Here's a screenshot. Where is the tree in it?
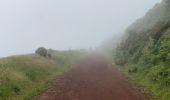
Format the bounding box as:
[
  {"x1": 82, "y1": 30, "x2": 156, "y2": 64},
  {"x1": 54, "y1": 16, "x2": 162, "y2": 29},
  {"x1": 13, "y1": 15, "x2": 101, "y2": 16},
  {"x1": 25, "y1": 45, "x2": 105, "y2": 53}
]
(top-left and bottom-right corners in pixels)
[{"x1": 35, "y1": 47, "x2": 48, "y2": 57}]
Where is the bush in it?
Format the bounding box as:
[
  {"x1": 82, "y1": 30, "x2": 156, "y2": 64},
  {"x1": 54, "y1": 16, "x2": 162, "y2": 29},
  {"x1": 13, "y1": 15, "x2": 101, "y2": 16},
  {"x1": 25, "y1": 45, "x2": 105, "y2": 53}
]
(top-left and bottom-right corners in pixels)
[
  {"x1": 35, "y1": 47, "x2": 48, "y2": 57},
  {"x1": 128, "y1": 66, "x2": 138, "y2": 73}
]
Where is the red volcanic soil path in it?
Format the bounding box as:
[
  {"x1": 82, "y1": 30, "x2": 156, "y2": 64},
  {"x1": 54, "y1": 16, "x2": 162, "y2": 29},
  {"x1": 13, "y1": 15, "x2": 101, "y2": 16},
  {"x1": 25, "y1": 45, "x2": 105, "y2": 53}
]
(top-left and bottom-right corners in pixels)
[{"x1": 38, "y1": 55, "x2": 145, "y2": 100}]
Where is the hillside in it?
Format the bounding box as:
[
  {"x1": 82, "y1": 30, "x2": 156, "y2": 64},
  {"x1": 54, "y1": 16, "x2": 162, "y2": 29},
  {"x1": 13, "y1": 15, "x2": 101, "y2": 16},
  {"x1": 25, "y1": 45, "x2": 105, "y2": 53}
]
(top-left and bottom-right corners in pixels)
[
  {"x1": 48, "y1": 49, "x2": 87, "y2": 65},
  {"x1": 0, "y1": 50, "x2": 85, "y2": 100},
  {"x1": 113, "y1": 0, "x2": 170, "y2": 100}
]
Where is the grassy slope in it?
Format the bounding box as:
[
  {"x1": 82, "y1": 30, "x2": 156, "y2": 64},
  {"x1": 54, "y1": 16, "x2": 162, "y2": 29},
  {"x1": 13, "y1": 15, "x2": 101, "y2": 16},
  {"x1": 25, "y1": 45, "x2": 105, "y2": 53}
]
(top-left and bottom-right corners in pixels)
[
  {"x1": 48, "y1": 49, "x2": 87, "y2": 65},
  {"x1": 113, "y1": 0, "x2": 170, "y2": 100},
  {"x1": 0, "y1": 50, "x2": 84, "y2": 100}
]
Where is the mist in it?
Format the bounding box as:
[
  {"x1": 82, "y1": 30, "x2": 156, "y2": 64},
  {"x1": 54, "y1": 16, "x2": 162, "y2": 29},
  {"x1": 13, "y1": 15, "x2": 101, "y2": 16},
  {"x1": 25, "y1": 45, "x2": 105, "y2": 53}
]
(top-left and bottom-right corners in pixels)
[{"x1": 0, "y1": 0, "x2": 160, "y2": 57}]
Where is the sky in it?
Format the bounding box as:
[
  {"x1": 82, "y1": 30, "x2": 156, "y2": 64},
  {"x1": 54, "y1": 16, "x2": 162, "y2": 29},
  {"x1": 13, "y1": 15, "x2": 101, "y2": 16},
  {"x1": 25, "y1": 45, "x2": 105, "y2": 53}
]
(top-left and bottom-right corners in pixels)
[{"x1": 0, "y1": 0, "x2": 161, "y2": 57}]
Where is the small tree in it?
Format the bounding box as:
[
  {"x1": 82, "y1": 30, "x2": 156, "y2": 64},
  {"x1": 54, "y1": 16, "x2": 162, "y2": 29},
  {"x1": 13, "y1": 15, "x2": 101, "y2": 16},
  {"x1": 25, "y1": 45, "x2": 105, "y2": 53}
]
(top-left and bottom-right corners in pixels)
[{"x1": 35, "y1": 47, "x2": 48, "y2": 57}]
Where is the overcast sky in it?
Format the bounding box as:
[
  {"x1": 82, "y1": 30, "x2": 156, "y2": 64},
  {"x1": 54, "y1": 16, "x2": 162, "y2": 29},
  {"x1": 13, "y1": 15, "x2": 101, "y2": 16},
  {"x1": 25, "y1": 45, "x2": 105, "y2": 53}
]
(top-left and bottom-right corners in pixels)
[{"x1": 0, "y1": 0, "x2": 160, "y2": 57}]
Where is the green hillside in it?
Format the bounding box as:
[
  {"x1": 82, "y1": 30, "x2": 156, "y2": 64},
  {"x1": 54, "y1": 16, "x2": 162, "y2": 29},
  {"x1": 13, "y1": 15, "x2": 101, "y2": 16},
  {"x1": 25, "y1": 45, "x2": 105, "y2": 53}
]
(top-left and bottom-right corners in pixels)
[
  {"x1": 0, "y1": 50, "x2": 84, "y2": 100},
  {"x1": 113, "y1": 0, "x2": 170, "y2": 100}
]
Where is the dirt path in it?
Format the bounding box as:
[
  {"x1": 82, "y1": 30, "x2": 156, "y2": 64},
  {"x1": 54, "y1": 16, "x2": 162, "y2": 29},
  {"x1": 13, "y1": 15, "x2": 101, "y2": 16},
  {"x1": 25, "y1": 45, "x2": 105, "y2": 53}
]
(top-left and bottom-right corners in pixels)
[{"x1": 38, "y1": 55, "x2": 145, "y2": 100}]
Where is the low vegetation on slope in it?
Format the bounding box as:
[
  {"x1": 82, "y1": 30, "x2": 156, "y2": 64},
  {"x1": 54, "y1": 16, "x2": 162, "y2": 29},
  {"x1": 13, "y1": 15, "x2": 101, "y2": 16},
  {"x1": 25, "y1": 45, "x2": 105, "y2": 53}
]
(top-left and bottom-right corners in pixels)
[
  {"x1": 113, "y1": 0, "x2": 170, "y2": 100},
  {"x1": 0, "y1": 49, "x2": 85, "y2": 100},
  {"x1": 48, "y1": 49, "x2": 87, "y2": 65}
]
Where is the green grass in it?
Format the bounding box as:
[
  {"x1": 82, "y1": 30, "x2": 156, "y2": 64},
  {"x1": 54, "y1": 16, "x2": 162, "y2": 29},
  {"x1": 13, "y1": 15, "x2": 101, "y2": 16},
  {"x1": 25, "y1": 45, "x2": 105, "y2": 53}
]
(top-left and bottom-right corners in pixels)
[
  {"x1": 0, "y1": 54, "x2": 72, "y2": 100},
  {"x1": 118, "y1": 64, "x2": 170, "y2": 100},
  {"x1": 48, "y1": 49, "x2": 87, "y2": 65}
]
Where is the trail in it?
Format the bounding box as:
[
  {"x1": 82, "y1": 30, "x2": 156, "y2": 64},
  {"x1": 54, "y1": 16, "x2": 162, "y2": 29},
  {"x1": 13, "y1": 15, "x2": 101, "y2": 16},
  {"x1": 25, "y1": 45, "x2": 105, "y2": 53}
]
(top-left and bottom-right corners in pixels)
[{"x1": 38, "y1": 55, "x2": 145, "y2": 100}]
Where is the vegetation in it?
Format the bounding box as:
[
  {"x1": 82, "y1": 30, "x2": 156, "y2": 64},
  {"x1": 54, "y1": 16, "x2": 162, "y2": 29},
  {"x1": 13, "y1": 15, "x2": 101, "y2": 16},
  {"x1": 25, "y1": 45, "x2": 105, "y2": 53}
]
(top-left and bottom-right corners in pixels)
[
  {"x1": 113, "y1": 0, "x2": 170, "y2": 100},
  {"x1": 48, "y1": 49, "x2": 87, "y2": 65},
  {"x1": 0, "y1": 49, "x2": 85, "y2": 100},
  {"x1": 35, "y1": 47, "x2": 48, "y2": 57}
]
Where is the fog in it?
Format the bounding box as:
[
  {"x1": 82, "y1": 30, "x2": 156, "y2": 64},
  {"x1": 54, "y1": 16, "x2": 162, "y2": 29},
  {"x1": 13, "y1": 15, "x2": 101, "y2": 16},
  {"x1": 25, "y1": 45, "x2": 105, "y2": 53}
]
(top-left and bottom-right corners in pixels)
[{"x1": 0, "y1": 0, "x2": 160, "y2": 57}]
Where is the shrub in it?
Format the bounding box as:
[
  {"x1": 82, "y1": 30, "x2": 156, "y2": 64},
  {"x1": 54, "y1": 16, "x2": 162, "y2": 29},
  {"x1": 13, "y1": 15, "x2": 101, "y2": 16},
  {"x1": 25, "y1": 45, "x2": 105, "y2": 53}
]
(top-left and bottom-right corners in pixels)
[
  {"x1": 128, "y1": 66, "x2": 138, "y2": 73},
  {"x1": 35, "y1": 47, "x2": 48, "y2": 57}
]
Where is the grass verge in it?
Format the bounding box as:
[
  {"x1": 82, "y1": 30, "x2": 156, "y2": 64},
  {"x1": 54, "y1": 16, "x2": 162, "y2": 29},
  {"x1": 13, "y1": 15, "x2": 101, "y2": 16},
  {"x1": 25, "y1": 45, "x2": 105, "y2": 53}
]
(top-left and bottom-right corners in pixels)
[
  {"x1": 0, "y1": 54, "x2": 71, "y2": 100},
  {"x1": 118, "y1": 64, "x2": 170, "y2": 100}
]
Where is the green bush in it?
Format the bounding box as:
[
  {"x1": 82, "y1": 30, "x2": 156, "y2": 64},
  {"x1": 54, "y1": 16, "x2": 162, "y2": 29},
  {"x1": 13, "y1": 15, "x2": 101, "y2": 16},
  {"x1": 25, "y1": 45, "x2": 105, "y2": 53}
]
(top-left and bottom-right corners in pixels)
[
  {"x1": 128, "y1": 67, "x2": 138, "y2": 74},
  {"x1": 35, "y1": 47, "x2": 48, "y2": 57}
]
